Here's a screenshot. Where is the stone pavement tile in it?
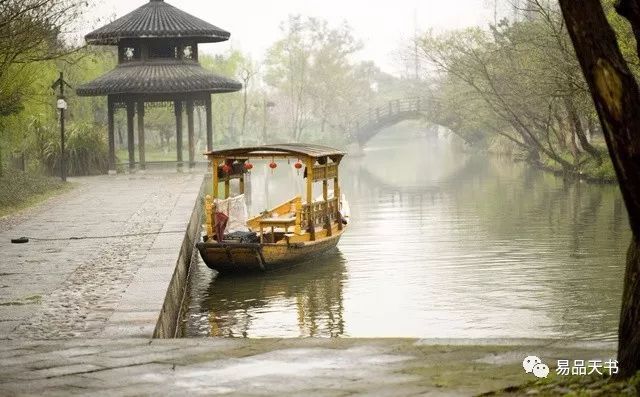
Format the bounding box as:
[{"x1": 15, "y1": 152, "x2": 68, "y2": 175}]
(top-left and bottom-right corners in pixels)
[
  {"x1": 133, "y1": 267, "x2": 177, "y2": 283},
  {"x1": 0, "y1": 338, "x2": 620, "y2": 396},
  {"x1": 98, "y1": 345, "x2": 184, "y2": 365},
  {"x1": 0, "y1": 286, "x2": 57, "y2": 302},
  {"x1": 106, "y1": 311, "x2": 159, "y2": 325},
  {"x1": 0, "y1": 321, "x2": 20, "y2": 336},
  {"x1": 0, "y1": 172, "x2": 204, "y2": 340},
  {"x1": 0, "y1": 348, "x2": 37, "y2": 359},
  {"x1": 79, "y1": 362, "x2": 171, "y2": 382},
  {"x1": 0, "y1": 306, "x2": 39, "y2": 321},
  {"x1": 118, "y1": 282, "x2": 169, "y2": 300},
  {"x1": 0, "y1": 351, "x2": 68, "y2": 367},
  {"x1": 99, "y1": 324, "x2": 156, "y2": 339},
  {"x1": 0, "y1": 375, "x2": 90, "y2": 396},
  {"x1": 11, "y1": 364, "x2": 103, "y2": 380},
  {"x1": 57, "y1": 346, "x2": 103, "y2": 359}
]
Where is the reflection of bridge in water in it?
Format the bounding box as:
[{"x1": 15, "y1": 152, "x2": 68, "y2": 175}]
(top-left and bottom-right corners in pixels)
[{"x1": 349, "y1": 154, "x2": 489, "y2": 197}]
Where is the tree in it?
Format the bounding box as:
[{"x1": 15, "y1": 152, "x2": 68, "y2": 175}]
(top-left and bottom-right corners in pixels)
[
  {"x1": 0, "y1": 0, "x2": 88, "y2": 116},
  {"x1": 559, "y1": 0, "x2": 640, "y2": 377},
  {"x1": 238, "y1": 60, "x2": 259, "y2": 145},
  {"x1": 265, "y1": 15, "x2": 313, "y2": 141},
  {"x1": 200, "y1": 51, "x2": 246, "y2": 145},
  {"x1": 265, "y1": 15, "x2": 372, "y2": 143},
  {"x1": 414, "y1": 3, "x2": 611, "y2": 178}
]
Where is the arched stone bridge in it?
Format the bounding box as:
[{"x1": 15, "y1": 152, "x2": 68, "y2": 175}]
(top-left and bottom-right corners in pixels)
[{"x1": 346, "y1": 96, "x2": 432, "y2": 146}]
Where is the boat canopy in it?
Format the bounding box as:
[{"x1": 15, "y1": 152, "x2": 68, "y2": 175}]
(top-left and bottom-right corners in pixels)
[
  {"x1": 205, "y1": 143, "x2": 345, "y2": 161},
  {"x1": 205, "y1": 143, "x2": 346, "y2": 243}
]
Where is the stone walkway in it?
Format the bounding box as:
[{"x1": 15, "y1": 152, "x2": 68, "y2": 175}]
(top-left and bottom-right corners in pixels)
[
  {"x1": 0, "y1": 338, "x2": 616, "y2": 396},
  {"x1": 0, "y1": 171, "x2": 203, "y2": 339}
]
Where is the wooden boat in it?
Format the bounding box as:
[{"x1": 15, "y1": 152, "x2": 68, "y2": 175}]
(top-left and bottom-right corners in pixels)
[{"x1": 196, "y1": 144, "x2": 349, "y2": 273}]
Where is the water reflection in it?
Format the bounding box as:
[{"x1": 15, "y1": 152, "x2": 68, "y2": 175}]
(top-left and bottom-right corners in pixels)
[
  {"x1": 184, "y1": 128, "x2": 629, "y2": 340},
  {"x1": 183, "y1": 252, "x2": 346, "y2": 337}
]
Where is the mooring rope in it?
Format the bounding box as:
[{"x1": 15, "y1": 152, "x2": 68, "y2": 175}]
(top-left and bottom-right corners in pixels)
[{"x1": 10, "y1": 230, "x2": 187, "y2": 243}]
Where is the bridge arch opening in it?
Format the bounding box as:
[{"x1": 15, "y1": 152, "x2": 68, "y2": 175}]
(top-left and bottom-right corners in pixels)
[{"x1": 346, "y1": 97, "x2": 471, "y2": 155}]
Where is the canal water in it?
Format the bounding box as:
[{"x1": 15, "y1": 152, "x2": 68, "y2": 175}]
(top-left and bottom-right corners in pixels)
[{"x1": 181, "y1": 127, "x2": 630, "y2": 341}]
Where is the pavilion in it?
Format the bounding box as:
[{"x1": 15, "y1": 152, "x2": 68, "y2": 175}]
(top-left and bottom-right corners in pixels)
[{"x1": 77, "y1": 0, "x2": 242, "y2": 173}]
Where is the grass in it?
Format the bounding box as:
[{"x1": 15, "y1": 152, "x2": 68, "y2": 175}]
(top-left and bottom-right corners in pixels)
[
  {"x1": 580, "y1": 156, "x2": 617, "y2": 182},
  {"x1": 538, "y1": 150, "x2": 617, "y2": 183},
  {"x1": 116, "y1": 148, "x2": 190, "y2": 163},
  {"x1": 482, "y1": 373, "x2": 640, "y2": 396},
  {"x1": 0, "y1": 170, "x2": 72, "y2": 217}
]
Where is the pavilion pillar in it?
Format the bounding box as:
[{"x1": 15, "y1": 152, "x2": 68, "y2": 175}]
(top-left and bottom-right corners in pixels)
[
  {"x1": 107, "y1": 96, "x2": 116, "y2": 175},
  {"x1": 175, "y1": 100, "x2": 184, "y2": 170},
  {"x1": 205, "y1": 95, "x2": 213, "y2": 151},
  {"x1": 187, "y1": 99, "x2": 195, "y2": 168},
  {"x1": 126, "y1": 101, "x2": 135, "y2": 172},
  {"x1": 137, "y1": 101, "x2": 146, "y2": 170}
]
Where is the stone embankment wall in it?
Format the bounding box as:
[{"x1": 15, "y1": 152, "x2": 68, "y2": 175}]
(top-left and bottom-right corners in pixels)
[{"x1": 154, "y1": 176, "x2": 205, "y2": 338}]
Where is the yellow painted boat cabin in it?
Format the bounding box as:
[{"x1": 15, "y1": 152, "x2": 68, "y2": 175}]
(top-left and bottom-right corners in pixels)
[{"x1": 196, "y1": 143, "x2": 349, "y2": 273}]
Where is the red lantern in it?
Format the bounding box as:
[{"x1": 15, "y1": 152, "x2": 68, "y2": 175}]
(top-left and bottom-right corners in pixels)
[
  {"x1": 222, "y1": 164, "x2": 232, "y2": 174},
  {"x1": 269, "y1": 161, "x2": 278, "y2": 169},
  {"x1": 243, "y1": 162, "x2": 253, "y2": 170},
  {"x1": 294, "y1": 161, "x2": 303, "y2": 169}
]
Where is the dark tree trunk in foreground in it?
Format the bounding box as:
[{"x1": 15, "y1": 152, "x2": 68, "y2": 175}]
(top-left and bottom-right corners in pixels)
[{"x1": 559, "y1": 0, "x2": 640, "y2": 378}]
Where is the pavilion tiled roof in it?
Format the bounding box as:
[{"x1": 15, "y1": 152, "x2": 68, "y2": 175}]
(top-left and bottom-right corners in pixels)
[
  {"x1": 76, "y1": 61, "x2": 242, "y2": 96},
  {"x1": 85, "y1": 0, "x2": 231, "y2": 45}
]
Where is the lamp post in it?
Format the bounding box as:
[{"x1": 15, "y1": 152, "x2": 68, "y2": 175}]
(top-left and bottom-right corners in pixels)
[{"x1": 52, "y1": 72, "x2": 71, "y2": 182}]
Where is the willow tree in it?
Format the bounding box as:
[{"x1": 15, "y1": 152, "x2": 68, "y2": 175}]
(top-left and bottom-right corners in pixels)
[{"x1": 559, "y1": 0, "x2": 640, "y2": 378}]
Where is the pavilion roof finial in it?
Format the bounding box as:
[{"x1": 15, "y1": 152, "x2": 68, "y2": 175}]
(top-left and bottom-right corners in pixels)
[{"x1": 85, "y1": 0, "x2": 229, "y2": 45}]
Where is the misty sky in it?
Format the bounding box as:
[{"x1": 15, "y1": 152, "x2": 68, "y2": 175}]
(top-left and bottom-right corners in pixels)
[{"x1": 87, "y1": 0, "x2": 493, "y2": 75}]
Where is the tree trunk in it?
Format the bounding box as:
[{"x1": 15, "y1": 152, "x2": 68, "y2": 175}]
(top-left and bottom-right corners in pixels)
[
  {"x1": 553, "y1": 112, "x2": 568, "y2": 151},
  {"x1": 559, "y1": 0, "x2": 640, "y2": 378},
  {"x1": 568, "y1": 123, "x2": 580, "y2": 164},
  {"x1": 564, "y1": 97, "x2": 602, "y2": 165}
]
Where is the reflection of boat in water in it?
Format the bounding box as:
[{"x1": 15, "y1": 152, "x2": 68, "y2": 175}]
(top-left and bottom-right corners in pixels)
[
  {"x1": 196, "y1": 144, "x2": 349, "y2": 274},
  {"x1": 198, "y1": 254, "x2": 346, "y2": 337}
]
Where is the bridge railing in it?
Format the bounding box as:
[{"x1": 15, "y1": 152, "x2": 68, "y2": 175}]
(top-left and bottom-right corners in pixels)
[{"x1": 346, "y1": 96, "x2": 428, "y2": 133}]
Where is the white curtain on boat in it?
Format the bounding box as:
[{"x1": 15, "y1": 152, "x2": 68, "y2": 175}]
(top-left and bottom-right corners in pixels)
[{"x1": 215, "y1": 194, "x2": 249, "y2": 233}]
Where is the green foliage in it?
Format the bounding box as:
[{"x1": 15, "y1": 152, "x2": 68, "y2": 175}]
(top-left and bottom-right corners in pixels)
[
  {"x1": 0, "y1": 46, "x2": 116, "y2": 176},
  {"x1": 0, "y1": 0, "x2": 90, "y2": 118},
  {"x1": 486, "y1": 373, "x2": 639, "y2": 396},
  {"x1": 582, "y1": 156, "x2": 617, "y2": 181},
  {"x1": 415, "y1": 1, "x2": 610, "y2": 180},
  {"x1": 200, "y1": 51, "x2": 247, "y2": 145},
  {"x1": 264, "y1": 15, "x2": 378, "y2": 143},
  {"x1": 39, "y1": 122, "x2": 109, "y2": 176}
]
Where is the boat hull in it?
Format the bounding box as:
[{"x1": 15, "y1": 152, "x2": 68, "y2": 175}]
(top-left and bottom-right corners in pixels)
[{"x1": 196, "y1": 230, "x2": 344, "y2": 273}]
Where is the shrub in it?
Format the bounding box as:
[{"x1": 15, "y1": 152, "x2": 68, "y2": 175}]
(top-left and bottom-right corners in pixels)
[
  {"x1": 0, "y1": 170, "x2": 66, "y2": 211},
  {"x1": 40, "y1": 122, "x2": 109, "y2": 176}
]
